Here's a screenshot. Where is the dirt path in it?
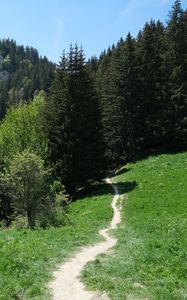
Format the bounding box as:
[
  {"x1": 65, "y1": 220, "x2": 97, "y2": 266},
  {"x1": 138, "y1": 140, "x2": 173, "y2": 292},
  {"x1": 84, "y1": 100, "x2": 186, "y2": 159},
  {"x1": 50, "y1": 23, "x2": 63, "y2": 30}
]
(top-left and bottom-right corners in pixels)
[{"x1": 48, "y1": 178, "x2": 121, "y2": 300}]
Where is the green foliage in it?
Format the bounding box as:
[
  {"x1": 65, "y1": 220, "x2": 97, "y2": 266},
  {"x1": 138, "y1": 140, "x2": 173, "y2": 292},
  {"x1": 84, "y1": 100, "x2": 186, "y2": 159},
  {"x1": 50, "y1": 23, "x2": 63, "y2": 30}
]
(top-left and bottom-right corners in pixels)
[
  {"x1": 96, "y1": 44, "x2": 126, "y2": 168},
  {"x1": 6, "y1": 150, "x2": 51, "y2": 228},
  {"x1": 36, "y1": 180, "x2": 70, "y2": 229},
  {"x1": 1, "y1": 1, "x2": 187, "y2": 187},
  {"x1": 0, "y1": 92, "x2": 48, "y2": 165},
  {"x1": 94, "y1": 0, "x2": 187, "y2": 164},
  {"x1": 5, "y1": 150, "x2": 69, "y2": 229},
  {"x1": 10, "y1": 215, "x2": 28, "y2": 230},
  {"x1": 166, "y1": 1, "x2": 187, "y2": 144},
  {"x1": 43, "y1": 45, "x2": 105, "y2": 194},
  {"x1": 82, "y1": 151, "x2": 187, "y2": 300},
  {"x1": 0, "y1": 93, "x2": 51, "y2": 226}
]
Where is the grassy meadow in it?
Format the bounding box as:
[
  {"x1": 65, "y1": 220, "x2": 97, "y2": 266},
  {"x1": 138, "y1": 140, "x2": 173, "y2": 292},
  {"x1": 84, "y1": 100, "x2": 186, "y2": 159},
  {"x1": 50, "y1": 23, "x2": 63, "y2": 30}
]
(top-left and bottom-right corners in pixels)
[
  {"x1": 0, "y1": 151, "x2": 187, "y2": 300},
  {"x1": 0, "y1": 185, "x2": 113, "y2": 300},
  {"x1": 82, "y1": 152, "x2": 187, "y2": 300}
]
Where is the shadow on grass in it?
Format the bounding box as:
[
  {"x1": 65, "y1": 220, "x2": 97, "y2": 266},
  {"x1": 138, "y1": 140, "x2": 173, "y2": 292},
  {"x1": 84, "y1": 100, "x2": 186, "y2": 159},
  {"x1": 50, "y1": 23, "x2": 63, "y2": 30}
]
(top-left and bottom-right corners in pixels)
[
  {"x1": 116, "y1": 181, "x2": 138, "y2": 194},
  {"x1": 75, "y1": 179, "x2": 137, "y2": 201},
  {"x1": 114, "y1": 167, "x2": 131, "y2": 177}
]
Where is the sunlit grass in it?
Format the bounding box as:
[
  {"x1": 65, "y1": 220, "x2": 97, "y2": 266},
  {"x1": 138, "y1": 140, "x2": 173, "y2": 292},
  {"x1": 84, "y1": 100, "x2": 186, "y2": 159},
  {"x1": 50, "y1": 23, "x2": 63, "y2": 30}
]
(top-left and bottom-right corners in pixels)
[
  {"x1": 0, "y1": 185, "x2": 113, "y2": 300},
  {"x1": 82, "y1": 152, "x2": 187, "y2": 300}
]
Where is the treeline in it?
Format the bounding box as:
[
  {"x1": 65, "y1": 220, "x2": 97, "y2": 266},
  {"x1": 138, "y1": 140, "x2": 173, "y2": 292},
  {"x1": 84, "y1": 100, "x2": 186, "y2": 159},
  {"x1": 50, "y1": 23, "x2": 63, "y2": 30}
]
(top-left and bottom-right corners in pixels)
[
  {"x1": 0, "y1": 39, "x2": 55, "y2": 119},
  {"x1": 0, "y1": 0, "x2": 187, "y2": 228},
  {"x1": 44, "y1": 0, "x2": 187, "y2": 192},
  {"x1": 0, "y1": 93, "x2": 69, "y2": 228},
  {"x1": 93, "y1": 0, "x2": 187, "y2": 166}
]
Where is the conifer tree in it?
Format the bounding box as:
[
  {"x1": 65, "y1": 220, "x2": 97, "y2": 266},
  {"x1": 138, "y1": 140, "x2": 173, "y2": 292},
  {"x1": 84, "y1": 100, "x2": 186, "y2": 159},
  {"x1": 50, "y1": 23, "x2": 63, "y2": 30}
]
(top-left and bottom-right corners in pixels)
[
  {"x1": 43, "y1": 45, "x2": 104, "y2": 194},
  {"x1": 166, "y1": 0, "x2": 187, "y2": 146},
  {"x1": 120, "y1": 33, "x2": 140, "y2": 160},
  {"x1": 137, "y1": 20, "x2": 167, "y2": 151},
  {"x1": 96, "y1": 46, "x2": 126, "y2": 168}
]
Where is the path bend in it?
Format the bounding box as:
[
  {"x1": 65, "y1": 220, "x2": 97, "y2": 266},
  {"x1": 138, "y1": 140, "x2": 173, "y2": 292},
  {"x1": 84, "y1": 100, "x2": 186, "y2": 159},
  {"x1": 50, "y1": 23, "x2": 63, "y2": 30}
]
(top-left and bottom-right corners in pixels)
[{"x1": 48, "y1": 178, "x2": 121, "y2": 300}]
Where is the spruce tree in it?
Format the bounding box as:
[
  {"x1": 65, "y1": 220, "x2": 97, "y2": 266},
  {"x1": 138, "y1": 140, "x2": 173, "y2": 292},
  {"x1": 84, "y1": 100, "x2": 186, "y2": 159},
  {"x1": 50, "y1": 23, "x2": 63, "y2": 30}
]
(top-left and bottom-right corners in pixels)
[
  {"x1": 137, "y1": 20, "x2": 167, "y2": 151},
  {"x1": 120, "y1": 33, "x2": 140, "y2": 160},
  {"x1": 96, "y1": 42, "x2": 130, "y2": 168},
  {"x1": 43, "y1": 45, "x2": 104, "y2": 194},
  {"x1": 166, "y1": 0, "x2": 187, "y2": 147}
]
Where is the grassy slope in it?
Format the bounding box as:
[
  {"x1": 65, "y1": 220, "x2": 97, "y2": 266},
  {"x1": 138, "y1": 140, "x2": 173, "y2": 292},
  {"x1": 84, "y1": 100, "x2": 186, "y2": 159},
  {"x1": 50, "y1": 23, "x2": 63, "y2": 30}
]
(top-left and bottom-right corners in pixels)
[
  {"x1": 82, "y1": 152, "x2": 187, "y2": 300},
  {"x1": 0, "y1": 185, "x2": 113, "y2": 300}
]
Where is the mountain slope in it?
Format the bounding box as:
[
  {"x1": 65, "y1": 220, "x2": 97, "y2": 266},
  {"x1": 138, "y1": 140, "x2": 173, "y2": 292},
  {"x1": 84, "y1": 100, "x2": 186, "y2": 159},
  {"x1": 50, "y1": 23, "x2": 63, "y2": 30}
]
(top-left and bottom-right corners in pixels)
[{"x1": 0, "y1": 39, "x2": 55, "y2": 119}]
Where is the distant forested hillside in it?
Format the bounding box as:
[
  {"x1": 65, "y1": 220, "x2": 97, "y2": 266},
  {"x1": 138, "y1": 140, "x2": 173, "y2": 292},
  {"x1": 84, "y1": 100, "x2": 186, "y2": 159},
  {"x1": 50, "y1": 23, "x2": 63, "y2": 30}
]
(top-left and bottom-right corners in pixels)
[{"x1": 0, "y1": 39, "x2": 55, "y2": 119}]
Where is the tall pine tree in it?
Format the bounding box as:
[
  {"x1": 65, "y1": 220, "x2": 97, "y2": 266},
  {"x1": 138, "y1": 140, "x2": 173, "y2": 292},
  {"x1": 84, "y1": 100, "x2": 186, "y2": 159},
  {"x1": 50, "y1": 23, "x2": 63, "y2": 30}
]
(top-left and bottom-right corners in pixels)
[
  {"x1": 166, "y1": 0, "x2": 187, "y2": 147},
  {"x1": 43, "y1": 45, "x2": 104, "y2": 194},
  {"x1": 96, "y1": 45, "x2": 126, "y2": 168}
]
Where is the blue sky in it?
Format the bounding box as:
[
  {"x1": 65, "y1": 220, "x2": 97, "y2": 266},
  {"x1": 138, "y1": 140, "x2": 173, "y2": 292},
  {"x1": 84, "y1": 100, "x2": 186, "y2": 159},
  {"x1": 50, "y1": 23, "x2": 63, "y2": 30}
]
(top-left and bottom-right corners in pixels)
[{"x1": 0, "y1": 0, "x2": 186, "y2": 62}]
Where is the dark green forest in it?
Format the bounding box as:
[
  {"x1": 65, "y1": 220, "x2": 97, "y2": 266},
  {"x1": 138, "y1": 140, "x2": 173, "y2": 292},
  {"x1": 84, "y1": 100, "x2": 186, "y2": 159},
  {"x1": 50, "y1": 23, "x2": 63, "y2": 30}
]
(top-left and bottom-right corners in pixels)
[
  {"x1": 0, "y1": 0, "x2": 187, "y2": 227},
  {"x1": 0, "y1": 39, "x2": 55, "y2": 119}
]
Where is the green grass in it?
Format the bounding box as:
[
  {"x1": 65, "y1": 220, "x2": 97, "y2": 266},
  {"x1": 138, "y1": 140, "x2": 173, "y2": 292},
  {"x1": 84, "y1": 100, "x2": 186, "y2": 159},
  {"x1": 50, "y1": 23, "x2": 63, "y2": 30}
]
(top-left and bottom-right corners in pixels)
[
  {"x1": 82, "y1": 152, "x2": 187, "y2": 300},
  {"x1": 0, "y1": 185, "x2": 113, "y2": 300},
  {"x1": 1, "y1": 152, "x2": 187, "y2": 300}
]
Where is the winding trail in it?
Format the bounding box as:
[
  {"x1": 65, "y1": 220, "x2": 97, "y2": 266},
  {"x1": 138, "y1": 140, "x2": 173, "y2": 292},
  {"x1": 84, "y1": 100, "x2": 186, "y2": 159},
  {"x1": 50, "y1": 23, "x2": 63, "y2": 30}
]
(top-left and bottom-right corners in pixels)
[{"x1": 48, "y1": 178, "x2": 121, "y2": 300}]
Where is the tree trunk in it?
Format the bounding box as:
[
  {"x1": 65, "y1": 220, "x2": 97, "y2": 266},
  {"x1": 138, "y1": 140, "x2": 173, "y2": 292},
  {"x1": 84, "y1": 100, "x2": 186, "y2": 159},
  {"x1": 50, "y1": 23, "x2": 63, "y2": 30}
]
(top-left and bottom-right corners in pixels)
[{"x1": 27, "y1": 209, "x2": 35, "y2": 229}]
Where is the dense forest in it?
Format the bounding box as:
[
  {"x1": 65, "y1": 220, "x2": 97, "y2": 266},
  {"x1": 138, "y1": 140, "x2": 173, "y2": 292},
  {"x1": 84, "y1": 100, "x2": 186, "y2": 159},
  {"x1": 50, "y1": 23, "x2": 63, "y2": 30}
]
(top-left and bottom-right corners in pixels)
[
  {"x1": 0, "y1": 0, "x2": 186, "y2": 228},
  {"x1": 0, "y1": 39, "x2": 55, "y2": 119}
]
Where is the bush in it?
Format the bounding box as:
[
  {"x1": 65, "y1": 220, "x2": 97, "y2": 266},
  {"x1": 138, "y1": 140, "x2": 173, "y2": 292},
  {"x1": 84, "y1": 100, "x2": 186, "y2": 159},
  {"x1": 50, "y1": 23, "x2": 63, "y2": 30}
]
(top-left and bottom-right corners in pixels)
[
  {"x1": 7, "y1": 150, "x2": 50, "y2": 228},
  {"x1": 36, "y1": 182, "x2": 70, "y2": 228},
  {"x1": 4, "y1": 152, "x2": 70, "y2": 229},
  {"x1": 10, "y1": 215, "x2": 28, "y2": 229}
]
